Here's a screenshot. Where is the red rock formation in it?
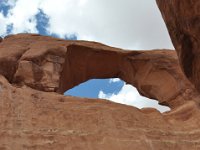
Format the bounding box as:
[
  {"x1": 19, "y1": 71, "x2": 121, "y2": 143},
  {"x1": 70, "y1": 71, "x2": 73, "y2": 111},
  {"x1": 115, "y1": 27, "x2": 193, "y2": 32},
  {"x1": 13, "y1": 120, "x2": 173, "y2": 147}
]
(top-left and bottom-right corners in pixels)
[
  {"x1": 156, "y1": 0, "x2": 200, "y2": 92},
  {"x1": 0, "y1": 34, "x2": 198, "y2": 108},
  {"x1": 1, "y1": 34, "x2": 200, "y2": 149}
]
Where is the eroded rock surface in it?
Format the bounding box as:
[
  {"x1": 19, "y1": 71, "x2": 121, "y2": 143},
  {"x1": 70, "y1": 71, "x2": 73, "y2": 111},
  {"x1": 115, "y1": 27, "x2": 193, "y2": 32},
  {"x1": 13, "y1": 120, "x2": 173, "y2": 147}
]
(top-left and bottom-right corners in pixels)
[
  {"x1": 156, "y1": 0, "x2": 200, "y2": 92},
  {"x1": 0, "y1": 34, "x2": 199, "y2": 108},
  {"x1": 1, "y1": 34, "x2": 200, "y2": 149}
]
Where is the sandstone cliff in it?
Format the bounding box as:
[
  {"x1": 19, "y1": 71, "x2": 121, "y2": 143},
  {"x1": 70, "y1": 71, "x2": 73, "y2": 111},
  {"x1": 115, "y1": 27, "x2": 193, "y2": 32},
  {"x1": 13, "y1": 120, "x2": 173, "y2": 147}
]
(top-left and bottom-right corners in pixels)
[
  {"x1": 156, "y1": 0, "x2": 200, "y2": 92},
  {"x1": 1, "y1": 34, "x2": 200, "y2": 150}
]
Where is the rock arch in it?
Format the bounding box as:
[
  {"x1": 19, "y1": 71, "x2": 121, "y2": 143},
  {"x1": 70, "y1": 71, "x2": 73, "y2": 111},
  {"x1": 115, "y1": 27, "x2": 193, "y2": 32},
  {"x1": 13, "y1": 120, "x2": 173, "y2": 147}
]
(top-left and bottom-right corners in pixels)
[{"x1": 1, "y1": 34, "x2": 197, "y2": 110}]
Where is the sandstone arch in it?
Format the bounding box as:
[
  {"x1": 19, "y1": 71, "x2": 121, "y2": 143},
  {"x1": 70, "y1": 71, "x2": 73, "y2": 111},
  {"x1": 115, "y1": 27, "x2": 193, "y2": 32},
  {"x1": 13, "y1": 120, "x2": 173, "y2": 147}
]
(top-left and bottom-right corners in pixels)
[
  {"x1": 0, "y1": 34, "x2": 198, "y2": 110},
  {"x1": 1, "y1": 34, "x2": 200, "y2": 149}
]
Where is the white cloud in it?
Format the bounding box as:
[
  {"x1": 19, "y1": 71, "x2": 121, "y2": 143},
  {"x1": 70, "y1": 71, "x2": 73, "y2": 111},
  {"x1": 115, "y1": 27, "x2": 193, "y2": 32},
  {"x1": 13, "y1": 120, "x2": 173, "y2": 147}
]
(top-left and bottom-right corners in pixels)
[
  {"x1": 0, "y1": 13, "x2": 7, "y2": 35},
  {"x1": 41, "y1": 0, "x2": 172, "y2": 49},
  {"x1": 1, "y1": 0, "x2": 174, "y2": 50},
  {"x1": 39, "y1": 0, "x2": 174, "y2": 49},
  {"x1": 0, "y1": 0, "x2": 40, "y2": 35},
  {"x1": 109, "y1": 78, "x2": 121, "y2": 83},
  {"x1": 98, "y1": 84, "x2": 170, "y2": 113},
  {"x1": 5, "y1": 0, "x2": 41, "y2": 33}
]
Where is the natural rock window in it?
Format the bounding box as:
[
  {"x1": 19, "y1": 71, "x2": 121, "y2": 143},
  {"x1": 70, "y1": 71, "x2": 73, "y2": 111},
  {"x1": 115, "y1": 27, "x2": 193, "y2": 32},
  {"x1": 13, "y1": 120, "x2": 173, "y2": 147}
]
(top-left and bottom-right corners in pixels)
[{"x1": 64, "y1": 78, "x2": 170, "y2": 113}]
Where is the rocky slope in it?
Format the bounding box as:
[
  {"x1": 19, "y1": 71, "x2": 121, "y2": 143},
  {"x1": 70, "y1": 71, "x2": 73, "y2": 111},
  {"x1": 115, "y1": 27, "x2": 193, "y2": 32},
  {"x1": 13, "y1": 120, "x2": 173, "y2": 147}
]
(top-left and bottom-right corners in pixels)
[
  {"x1": 1, "y1": 34, "x2": 200, "y2": 150},
  {"x1": 156, "y1": 0, "x2": 200, "y2": 92}
]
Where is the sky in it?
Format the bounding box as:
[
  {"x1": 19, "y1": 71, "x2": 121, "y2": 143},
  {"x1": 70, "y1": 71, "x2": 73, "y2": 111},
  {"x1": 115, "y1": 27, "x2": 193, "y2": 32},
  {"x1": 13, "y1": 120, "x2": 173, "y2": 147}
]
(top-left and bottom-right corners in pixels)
[{"x1": 0, "y1": 0, "x2": 173, "y2": 112}]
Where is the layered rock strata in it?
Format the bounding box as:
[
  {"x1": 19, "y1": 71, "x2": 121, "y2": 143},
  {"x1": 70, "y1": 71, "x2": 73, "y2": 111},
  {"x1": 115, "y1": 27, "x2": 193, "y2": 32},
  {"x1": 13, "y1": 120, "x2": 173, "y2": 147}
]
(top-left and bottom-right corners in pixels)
[{"x1": 1, "y1": 34, "x2": 200, "y2": 149}]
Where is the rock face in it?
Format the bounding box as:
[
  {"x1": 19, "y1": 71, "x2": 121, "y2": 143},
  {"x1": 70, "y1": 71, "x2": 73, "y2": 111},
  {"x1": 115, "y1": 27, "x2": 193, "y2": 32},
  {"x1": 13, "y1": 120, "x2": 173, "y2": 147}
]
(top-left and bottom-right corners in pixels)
[
  {"x1": 156, "y1": 0, "x2": 200, "y2": 92},
  {"x1": 1, "y1": 34, "x2": 199, "y2": 108},
  {"x1": 1, "y1": 34, "x2": 200, "y2": 149}
]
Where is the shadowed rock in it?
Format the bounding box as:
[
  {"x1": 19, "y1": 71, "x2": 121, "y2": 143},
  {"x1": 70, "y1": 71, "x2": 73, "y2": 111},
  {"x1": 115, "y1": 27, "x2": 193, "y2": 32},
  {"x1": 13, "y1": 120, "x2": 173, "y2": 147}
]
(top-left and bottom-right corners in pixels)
[{"x1": 156, "y1": 0, "x2": 200, "y2": 92}]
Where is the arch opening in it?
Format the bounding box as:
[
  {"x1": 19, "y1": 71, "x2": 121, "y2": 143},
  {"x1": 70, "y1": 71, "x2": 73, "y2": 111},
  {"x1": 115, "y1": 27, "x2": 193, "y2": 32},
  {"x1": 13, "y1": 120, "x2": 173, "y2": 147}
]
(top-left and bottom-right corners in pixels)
[{"x1": 64, "y1": 78, "x2": 171, "y2": 113}]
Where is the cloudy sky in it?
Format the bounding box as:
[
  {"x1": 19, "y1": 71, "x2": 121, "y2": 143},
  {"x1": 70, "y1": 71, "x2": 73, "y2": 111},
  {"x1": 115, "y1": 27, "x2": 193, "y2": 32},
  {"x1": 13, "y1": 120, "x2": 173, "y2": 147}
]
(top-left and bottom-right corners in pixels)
[{"x1": 0, "y1": 0, "x2": 173, "y2": 112}]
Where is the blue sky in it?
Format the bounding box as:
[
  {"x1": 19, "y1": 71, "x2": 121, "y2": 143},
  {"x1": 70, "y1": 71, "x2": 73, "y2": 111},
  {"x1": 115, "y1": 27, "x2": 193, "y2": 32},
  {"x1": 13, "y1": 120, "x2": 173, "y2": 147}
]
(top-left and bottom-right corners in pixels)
[
  {"x1": 0, "y1": 0, "x2": 172, "y2": 112},
  {"x1": 65, "y1": 79, "x2": 124, "y2": 98}
]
